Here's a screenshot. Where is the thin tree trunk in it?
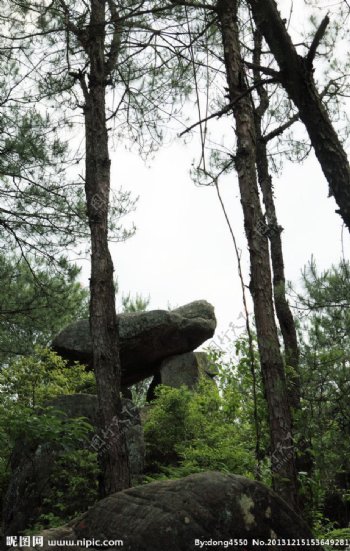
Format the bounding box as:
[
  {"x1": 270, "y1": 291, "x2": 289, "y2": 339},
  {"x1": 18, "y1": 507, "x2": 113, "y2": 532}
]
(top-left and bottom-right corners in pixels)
[
  {"x1": 246, "y1": 0, "x2": 350, "y2": 231},
  {"x1": 255, "y1": 138, "x2": 301, "y2": 410},
  {"x1": 252, "y1": 31, "x2": 301, "y2": 410},
  {"x1": 217, "y1": 0, "x2": 299, "y2": 508},
  {"x1": 83, "y1": 0, "x2": 130, "y2": 495}
]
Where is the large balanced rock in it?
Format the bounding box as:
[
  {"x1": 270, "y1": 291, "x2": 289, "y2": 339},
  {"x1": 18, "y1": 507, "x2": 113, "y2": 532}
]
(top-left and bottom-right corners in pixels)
[
  {"x1": 146, "y1": 351, "x2": 218, "y2": 400},
  {"x1": 52, "y1": 300, "x2": 216, "y2": 386},
  {"x1": 22, "y1": 472, "x2": 320, "y2": 551},
  {"x1": 3, "y1": 394, "x2": 144, "y2": 536}
]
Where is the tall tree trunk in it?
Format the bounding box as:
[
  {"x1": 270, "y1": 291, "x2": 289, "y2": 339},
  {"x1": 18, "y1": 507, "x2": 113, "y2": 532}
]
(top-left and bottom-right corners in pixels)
[
  {"x1": 254, "y1": 133, "x2": 301, "y2": 409},
  {"x1": 83, "y1": 0, "x2": 130, "y2": 495},
  {"x1": 246, "y1": 0, "x2": 350, "y2": 231},
  {"x1": 217, "y1": 0, "x2": 299, "y2": 508},
  {"x1": 252, "y1": 31, "x2": 301, "y2": 411},
  {"x1": 253, "y1": 71, "x2": 317, "y2": 510}
]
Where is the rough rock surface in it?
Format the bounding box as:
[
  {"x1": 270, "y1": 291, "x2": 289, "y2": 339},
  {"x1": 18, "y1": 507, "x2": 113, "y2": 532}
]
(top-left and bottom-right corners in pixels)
[
  {"x1": 3, "y1": 394, "x2": 144, "y2": 536},
  {"x1": 22, "y1": 472, "x2": 320, "y2": 551},
  {"x1": 146, "y1": 351, "x2": 218, "y2": 400},
  {"x1": 51, "y1": 301, "x2": 216, "y2": 386}
]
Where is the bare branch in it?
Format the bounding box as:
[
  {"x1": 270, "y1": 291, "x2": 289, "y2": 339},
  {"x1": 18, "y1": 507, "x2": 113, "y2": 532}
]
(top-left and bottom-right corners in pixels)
[
  {"x1": 180, "y1": 78, "x2": 277, "y2": 136},
  {"x1": 105, "y1": 0, "x2": 122, "y2": 76},
  {"x1": 262, "y1": 76, "x2": 337, "y2": 143},
  {"x1": 263, "y1": 112, "x2": 299, "y2": 143},
  {"x1": 180, "y1": 102, "x2": 234, "y2": 136},
  {"x1": 0, "y1": 28, "x2": 65, "y2": 40},
  {"x1": 169, "y1": 0, "x2": 217, "y2": 11},
  {"x1": 306, "y1": 14, "x2": 330, "y2": 66},
  {"x1": 244, "y1": 60, "x2": 280, "y2": 79},
  {"x1": 58, "y1": 0, "x2": 88, "y2": 48}
]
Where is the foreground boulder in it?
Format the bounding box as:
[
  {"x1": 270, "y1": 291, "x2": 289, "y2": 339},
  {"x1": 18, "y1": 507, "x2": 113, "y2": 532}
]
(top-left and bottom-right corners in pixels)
[
  {"x1": 52, "y1": 300, "x2": 216, "y2": 386},
  {"x1": 3, "y1": 394, "x2": 144, "y2": 536},
  {"x1": 21, "y1": 472, "x2": 320, "y2": 551}
]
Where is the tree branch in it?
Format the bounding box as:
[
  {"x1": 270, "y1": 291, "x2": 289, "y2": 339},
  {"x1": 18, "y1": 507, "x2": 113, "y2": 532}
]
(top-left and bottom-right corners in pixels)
[
  {"x1": 306, "y1": 14, "x2": 330, "y2": 66},
  {"x1": 263, "y1": 112, "x2": 299, "y2": 142},
  {"x1": 246, "y1": 0, "x2": 350, "y2": 231},
  {"x1": 169, "y1": 0, "x2": 217, "y2": 12},
  {"x1": 244, "y1": 60, "x2": 280, "y2": 79},
  {"x1": 58, "y1": 0, "x2": 88, "y2": 48},
  {"x1": 105, "y1": 0, "x2": 122, "y2": 76},
  {"x1": 180, "y1": 77, "x2": 277, "y2": 136},
  {"x1": 262, "y1": 76, "x2": 337, "y2": 143}
]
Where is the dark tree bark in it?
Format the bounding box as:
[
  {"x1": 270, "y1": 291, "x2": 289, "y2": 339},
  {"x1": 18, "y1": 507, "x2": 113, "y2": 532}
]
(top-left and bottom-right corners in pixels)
[
  {"x1": 69, "y1": 0, "x2": 130, "y2": 495},
  {"x1": 252, "y1": 31, "x2": 301, "y2": 411},
  {"x1": 246, "y1": 0, "x2": 350, "y2": 231},
  {"x1": 217, "y1": 0, "x2": 299, "y2": 509},
  {"x1": 252, "y1": 47, "x2": 316, "y2": 507}
]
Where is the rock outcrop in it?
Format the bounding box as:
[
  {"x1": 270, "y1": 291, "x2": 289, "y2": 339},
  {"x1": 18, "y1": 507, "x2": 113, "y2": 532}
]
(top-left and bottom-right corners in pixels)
[
  {"x1": 22, "y1": 472, "x2": 320, "y2": 551},
  {"x1": 146, "y1": 351, "x2": 218, "y2": 400},
  {"x1": 51, "y1": 301, "x2": 216, "y2": 386},
  {"x1": 3, "y1": 394, "x2": 144, "y2": 536}
]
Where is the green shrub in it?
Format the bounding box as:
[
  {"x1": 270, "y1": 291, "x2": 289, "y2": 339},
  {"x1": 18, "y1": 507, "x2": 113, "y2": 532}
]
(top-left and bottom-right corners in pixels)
[
  {"x1": 144, "y1": 376, "x2": 256, "y2": 480},
  {"x1": 0, "y1": 347, "x2": 97, "y2": 529},
  {"x1": 27, "y1": 449, "x2": 99, "y2": 531}
]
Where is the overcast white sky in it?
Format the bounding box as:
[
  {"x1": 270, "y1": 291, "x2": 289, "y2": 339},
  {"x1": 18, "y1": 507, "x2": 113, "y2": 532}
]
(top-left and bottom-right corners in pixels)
[
  {"x1": 76, "y1": 0, "x2": 350, "y2": 340},
  {"x1": 104, "y1": 142, "x2": 349, "y2": 338}
]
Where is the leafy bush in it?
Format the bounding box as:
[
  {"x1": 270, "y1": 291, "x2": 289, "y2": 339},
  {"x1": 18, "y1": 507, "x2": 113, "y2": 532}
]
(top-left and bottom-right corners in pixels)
[
  {"x1": 0, "y1": 346, "x2": 95, "y2": 409},
  {"x1": 144, "y1": 374, "x2": 256, "y2": 480},
  {"x1": 28, "y1": 449, "x2": 99, "y2": 531},
  {"x1": 0, "y1": 347, "x2": 97, "y2": 528},
  {"x1": 319, "y1": 529, "x2": 350, "y2": 550}
]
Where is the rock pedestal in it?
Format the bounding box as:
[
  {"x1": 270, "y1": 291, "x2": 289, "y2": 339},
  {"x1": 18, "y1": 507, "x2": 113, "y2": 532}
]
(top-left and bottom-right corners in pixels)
[{"x1": 146, "y1": 351, "x2": 218, "y2": 400}]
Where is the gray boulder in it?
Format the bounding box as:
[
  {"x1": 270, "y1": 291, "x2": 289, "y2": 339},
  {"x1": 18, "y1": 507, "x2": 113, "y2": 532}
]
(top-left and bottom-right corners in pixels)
[
  {"x1": 51, "y1": 301, "x2": 216, "y2": 386},
  {"x1": 22, "y1": 472, "x2": 320, "y2": 551},
  {"x1": 3, "y1": 394, "x2": 144, "y2": 536},
  {"x1": 146, "y1": 351, "x2": 218, "y2": 400}
]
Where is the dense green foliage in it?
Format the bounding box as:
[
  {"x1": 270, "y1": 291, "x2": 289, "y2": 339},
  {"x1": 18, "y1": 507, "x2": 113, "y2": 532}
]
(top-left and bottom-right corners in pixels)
[
  {"x1": 0, "y1": 348, "x2": 97, "y2": 529},
  {"x1": 294, "y1": 260, "x2": 350, "y2": 526},
  {"x1": 144, "y1": 378, "x2": 256, "y2": 480},
  {"x1": 0, "y1": 257, "x2": 349, "y2": 537},
  {"x1": 0, "y1": 347, "x2": 95, "y2": 407},
  {"x1": 0, "y1": 254, "x2": 88, "y2": 364},
  {"x1": 27, "y1": 448, "x2": 99, "y2": 531},
  {"x1": 141, "y1": 260, "x2": 350, "y2": 533},
  {"x1": 0, "y1": 251, "x2": 93, "y2": 518},
  {"x1": 143, "y1": 339, "x2": 269, "y2": 481}
]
